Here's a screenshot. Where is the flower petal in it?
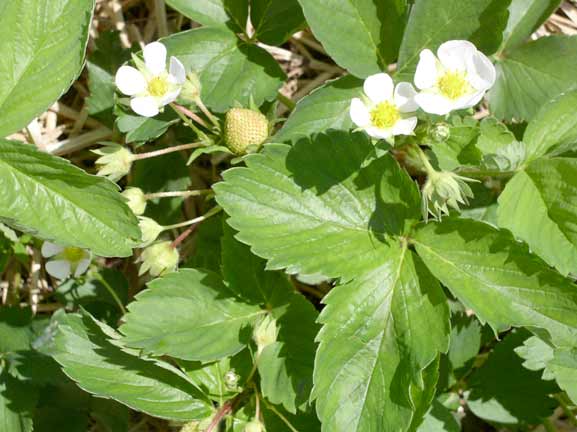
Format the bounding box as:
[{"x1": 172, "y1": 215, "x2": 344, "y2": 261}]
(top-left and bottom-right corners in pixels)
[
  {"x1": 394, "y1": 82, "x2": 418, "y2": 113},
  {"x1": 350, "y1": 98, "x2": 370, "y2": 127},
  {"x1": 437, "y1": 40, "x2": 476, "y2": 71},
  {"x1": 131, "y1": 96, "x2": 160, "y2": 117},
  {"x1": 115, "y1": 66, "x2": 147, "y2": 96},
  {"x1": 363, "y1": 73, "x2": 394, "y2": 104},
  {"x1": 159, "y1": 89, "x2": 181, "y2": 107},
  {"x1": 467, "y1": 50, "x2": 496, "y2": 91},
  {"x1": 143, "y1": 42, "x2": 167, "y2": 76},
  {"x1": 169, "y1": 57, "x2": 186, "y2": 84},
  {"x1": 46, "y1": 260, "x2": 71, "y2": 280},
  {"x1": 41, "y1": 242, "x2": 64, "y2": 258},
  {"x1": 74, "y1": 258, "x2": 91, "y2": 277},
  {"x1": 392, "y1": 117, "x2": 418, "y2": 136},
  {"x1": 415, "y1": 92, "x2": 454, "y2": 115},
  {"x1": 414, "y1": 49, "x2": 439, "y2": 90},
  {"x1": 454, "y1": 89, "x2": 486, "y2": 110},
  {"x1": 365, "y1": 126, "x2": 392, "y2": 140}
]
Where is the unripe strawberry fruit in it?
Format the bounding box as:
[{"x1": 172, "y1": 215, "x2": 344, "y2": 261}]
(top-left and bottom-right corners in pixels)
[{"x1": 224, "y1": 108, "x2": 269, "y2": 155}]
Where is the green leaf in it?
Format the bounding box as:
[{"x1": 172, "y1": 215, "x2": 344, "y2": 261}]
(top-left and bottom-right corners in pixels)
[
  {"x1": 488, "y1": 35, "x2": 577, "y2": 122},
  {"x1": 49, "y1": 310, "x2": 211, "y2": 421},
  {"x1": 498, "y1": 158, "x2": 577, "y2": 276},
  {"x1": 429, "y1": 117, "x2": 481, "y2": 171},
  {"x1": 184, "y1": 213, "x2": 223, "y2": 273},
  {"x1": 500, "y1": 0, "x2": 562, "y2": 52},
  {"x1": 0, "y1": 140, "x2": 139, "y2": 257},
  {"x1": 33, "y1": 381, "x2": 90, "y2": 432},
  {"x1": 91, "y1": 398, "x2": 130, "y2": 432},
  {"x1": 397, "y1": 0, "x2": 510, "y2": 80},
  {"x1": 447, "y1": 313, "x2": 481, "y2": 370},
  {"x1": 515, "y1": 335, "x2": 555, "y2": 379},
  {"x1": 313, "y1": 244, "x2": 450, "y2": 432},
  {"x1": 116, "y1": 111, "x2": 179, "y2": 144},
  {"x1": 215, "y1": 131, "x2": 421, "y2": 281},
  {"x1": 162, "y1": 27, "x2": 285, "y2": 112},
  {"x1": 165, "y1": 0, "x2": 248, "y2": 32},
  {"x1": 0, "y1": 373, "x2": 38, "y2": 432},
  {"x1": 416, "y1": 400, "x2": 460, "y2": 432},
  {"x1": 0, "y1": 307, "x2": 34, "y2": 353},
  {"x1": 547, "y1": 348, "x2": 577, "y2": 404},
  {"x1": 297, "y1": 0, "x2": 408, "y2": 77},
  {"x1": 413, "y1": 218, "x2": 577, "y2": 348},
  {"x1": 120, "y1": 269, "x2": 263, "y2": 362},
  {"x1": 410, "y1": 357, "x2": 442, "y2": 432},
  {"x1": 251, "y1": 0, "x2": 305, "y2": 45},
  {"x1": 523, "y1": 90, "x2": 577, "y2": 160},
  {"x1": 467, "y1": 331, "x2": 557, "y2": 424},
  {"x1": 0, "y1": 0, "x2": 94, "y2": 137},
  {"x1": 187, "y1": 145, "x2": 232, "y2": 165},
  {"x1": 274, "y1": 76, "x2": 362, "y2": 144}
]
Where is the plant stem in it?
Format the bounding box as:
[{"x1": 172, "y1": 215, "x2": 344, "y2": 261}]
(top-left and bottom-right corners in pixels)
[
  {"x1": 555, "y1": 393, "x2": 577, "y2": 426},
  {"x1": 162, "y1": 206, "x2": 222, "y2": 231},
  {"x1": 196, "y1": 97, "x2": 221, "y2": 130},
  {"x1": 455, "y1": 168, "x2": 517, "y2": 179},
  {"x1": 543, "y1": 418, "x2": 558, "y2": 432},
  {"x1": 277, "y1": 92, "x2": 296, "y2": 111},
  {"x1": 94, "y1": 272, "x2": 127, "y2": 315},
  {"x1": 133, "y1": 142, "x2": 203, "y2": 160},
  {"x1": 143, "y1": 189, "x2": 210, "y2": 200},
  {"x1": 170, "y1": 102, "x2": 209, "y2": 129},
  {"x1": 263, "y1": 400, "x2": 300, "y2": 432},
  {"x1": 413, "y1": 145, "x2": 436, "y2": 175}
]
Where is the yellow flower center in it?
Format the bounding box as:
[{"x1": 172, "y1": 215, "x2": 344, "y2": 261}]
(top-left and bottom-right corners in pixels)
[
  {"x1": 437, "y1": 71, "x2": 471, "y2": 100},
  {"x1": 62, "y1": 247, "x2": 85, "y2": 263},
  {"x1": 370, "y1": 101, "x2": 400, "y2": 129},
  {"x1": 148, "y1": 76, "x2": 169, "y2": 97}
]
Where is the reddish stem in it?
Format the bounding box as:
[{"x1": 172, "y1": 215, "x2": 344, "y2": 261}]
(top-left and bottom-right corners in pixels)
[{"x1": 172, "y1": 103, "x2": 210, "y2": 129}]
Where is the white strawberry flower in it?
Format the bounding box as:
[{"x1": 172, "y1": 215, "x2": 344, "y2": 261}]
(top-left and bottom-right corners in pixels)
[
  {"x1": 115, "y1": 41, "x2": 186, "y2": 118},
  {"x1": 350, "y1": 73, "x2": 418, "y2": 141},
  {"x1": 414, "y1": 40, "x2": 496, "y2": 116},
  {"x1": 41, "y1": 242, "x2": 91, "y2": 280}
]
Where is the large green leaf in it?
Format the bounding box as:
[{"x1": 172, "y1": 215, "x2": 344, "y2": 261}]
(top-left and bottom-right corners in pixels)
[
  {"x1": 413, "y1": 218, "x2": 577, "y2": 348},
  {"x1": 214, "y1": 131, "x2": 421, "y2": 281},
  {"x1": 498, "y1": 158, "x2": 577, "y2": 276},
  {"x1": 0, "y1": 307, "x2": 34, "y2": 354},
  {"x1": 0, "y1": 0, "x2": 94, "y2": 137},
  {"x1": 162, "y1": 27, "x2": 285, "y2": 112},
  {"x1": 488, "y1": 35, "x2": 577, "y2": 121},
  {"x1": 0, "y1": 140, "x2": 139, "y2": 257},
  {"x1": 251, "y1": 0, "x2": 305, "y2": 45},
  {"x1": 397, "y1": 0, "x2": 510, "y2": 80},
  {"x1": 165, "y1": 0, "x2": 248, "y2": 32},
  {"x1": 120, "y1": 269, "x2": 263, "y2": 362},
  {"x1": 0, "y1": 373, "x2": 37, "y2": 432},
  {"x1": 274, "y1": 75, "x2": 362, "y2": 144},
  {"x1": 48, "y1": 311, "x2": 211, "y2": 421},
  {"x1": 500, "y1": 0, "x2": 562, "y2": 52},
  {"x1": 297, "y1": 0, "x2": 408, "y2": 78},
  {"x1": 313, "y1": 244, "x2": 450, "y2": 432}
]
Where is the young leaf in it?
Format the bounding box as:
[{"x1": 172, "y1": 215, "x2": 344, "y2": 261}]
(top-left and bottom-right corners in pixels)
[
  {"x1": 498, "y1": 158, "x2": 577, "y2": 276},
  {"x1": 0, "y1": 140, "x2": 140, "y2": 257},
  {"x1": 251, "y1": 0, "x2": 305, "y2": 45},
  {"x1": 120, "y1": 269, "x2": 263, "y2": 362},
  {"x1": 416, "y1": 400, "x2": 460, "y2": 432},
  {"x1": 397, "y1": 0, "x2": 510, "y2": 80},
  {"x1": 116, "y1": 111, "x2": 179, "y2": 144},
  {"x1": 500, "y1": 0, "x2": 562, "y2": 52},
  {"x1": 488, "y1": 35, "x2": 577, "y2": 121},
  {"x1": 297, "y1": 0, "x2": 408, "y2": 77},
  {"x1": 0, "y1": 373, "x2": 38, "y2": 432},
  {"x1": 48, "y1": 311, "x2": 211, "y2": 421},
  {"x1": 0, "y1": 0, "x2": 94, "y2": 137},
  {"x1": 414, "y1": 218, "x2": 577, "y2": 348},
  {"x1": 313, "y1": 244, "x2": 450, "y2": 432},
  {"x1": 215, "y1": 131, "x2": 421, "y2": 281},
  {"x1": 165, "y1": 0, "x2": 249, "y2": 33},
  {"x1": 162, "y1": 27, "x2": 285, "y2": 112},
  {"x1": 274, "y1": 75, "x2": 363, "y2": 144}
]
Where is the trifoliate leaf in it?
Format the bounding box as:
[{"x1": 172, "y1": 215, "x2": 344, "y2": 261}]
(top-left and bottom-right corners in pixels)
[
  {"x1": 0, "y1": 140, "x2": 140, "y2": 257},
  {"x1": 414, "y1": 218, "x2": 577, "y2": 348}
]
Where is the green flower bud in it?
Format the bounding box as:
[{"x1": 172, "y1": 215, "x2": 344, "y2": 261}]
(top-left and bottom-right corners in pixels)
[
  {"x1": 422, "y1": 170, "x2": 476, "y2": 221},
  {"x1": 180, "y1": 72, "x2": 202, "y2": 103},
  {"x1": 139, "y1": 241, "x2": 179, "y2": 277},
  {"x1": 253, "y1": 314, "x2": 278, "y2": 356},
  {"x1": 430, "y1": 122, "x2": 451, "y2": 143},
  {"x1": 122, "y1": 187, "x2": 147, "y2": 216},
  {"x1": 92, "y1": 144, "x2": 134, "y2": 181},
  {"x1": 224, "y1": 108, "x2": 269, "y2": 155},
  {"x1": 138, "y1": 217, "x2": 164, "y2": 247},
  {"x1": 244, "y1": 420, "x2": 265, "y2": 432}
]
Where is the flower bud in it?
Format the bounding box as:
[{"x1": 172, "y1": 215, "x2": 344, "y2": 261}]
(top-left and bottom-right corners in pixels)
[
  {"x1": 92, "y1": 144, "x2": 134, "y2": 181},
  {"x1": 122, "y1": 187, "x2": 147, "y2": 216},
  {"x1": 138, "y1": 217, "x2": 164, "y2": 247},
  {"x1": 253, "y1": 314, "x2": 278, "y2": 356},
  {"x1": 180, "y1": 72, "x2": 202, "y2": 103},
  {"x1": 179, "y1": 417, "x2": 212, "y2": 432},
  {"x1": 430, "y1": 122, "x2": 451, "y2": 143},
  {"x1": 422, "y1": 170, "x2": 476, "y2": 221},
  {"x1": 224, "y1": 108, "x2": 269, "y2": 155},
  {"x1": 224, "y1": 369, "x2": 240, "y2": 390},
  {"x1": 244, "y1": 420, "x2": 265, "y2": 432},
  {"x1": 139, "y1": 241, "x2": 179, "y2": 277}
]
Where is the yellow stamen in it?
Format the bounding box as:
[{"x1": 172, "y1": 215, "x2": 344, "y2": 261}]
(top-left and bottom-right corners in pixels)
[
  {"x1": 370, "y1": 101, "x2": 400, "y2": 129},
  {"x1": 437, "y1": 71, "x2": 471, "y2": 100},
  {"x1": 62, "y1": 247, "x2": 85, "y2": 263},
  {"x1": 148, "y1": 76, "x2": 169, "y2": 97}
]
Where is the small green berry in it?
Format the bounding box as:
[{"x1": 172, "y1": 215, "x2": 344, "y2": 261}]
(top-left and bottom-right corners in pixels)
[{"x1": 224, "y1": 108, "x2": 269, "y2": 155}]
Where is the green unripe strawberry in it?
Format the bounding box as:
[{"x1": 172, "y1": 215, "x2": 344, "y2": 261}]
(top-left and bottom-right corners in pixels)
[{"x1": 224, "y1": 108, "x2": 269, "y2": 155}]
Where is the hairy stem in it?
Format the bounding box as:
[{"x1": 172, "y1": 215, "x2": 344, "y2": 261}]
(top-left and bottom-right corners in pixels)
[{"x1": 133, "y1": 142, "x2": 203, "y2": 160}]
